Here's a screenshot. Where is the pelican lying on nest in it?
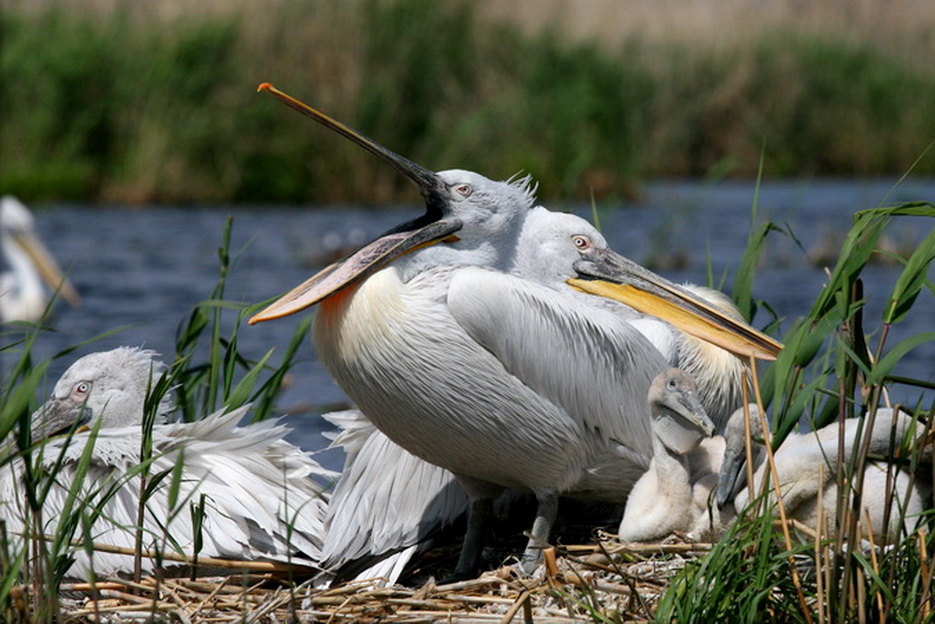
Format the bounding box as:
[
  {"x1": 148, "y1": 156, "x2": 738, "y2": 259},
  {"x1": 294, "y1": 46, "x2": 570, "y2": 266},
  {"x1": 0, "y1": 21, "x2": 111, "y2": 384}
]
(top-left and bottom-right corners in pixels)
[
  {"x1": 249, "y1": 85, "x2": 781, "y2": 578},
  {"x1": 0, "y1": 195, "x2": 80, "y2": 323},
  {"x1": 0, "y1": 347, "x2": 334, "y2": 579},
  {"x1": 710, "y1": 404, "x2": 930, "y2": 541}
]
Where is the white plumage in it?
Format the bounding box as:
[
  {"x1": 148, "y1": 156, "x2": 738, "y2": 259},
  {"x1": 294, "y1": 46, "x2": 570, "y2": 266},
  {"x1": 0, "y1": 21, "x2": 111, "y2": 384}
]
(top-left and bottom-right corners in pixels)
[
  {"x1": 318, "y1": 409, "x2": 467, "y2": 585},
  {"x1": 249, "y1": 86, "x2": 781, "y2": 577},
  {"x1": 618, "y1": 368, "x2": 715, "y2": 542},
  {"x1": 1, "y1": 347, "x2": 334, "y2": 579},
  {"x1": 706, "y1": 404, "x2": 929, "y2": 541},
  {"x1": 308, "y1": 209, "x2": 762, "y2": 581},
  {"x1": 308, "y1": 178, "x2": 669, "y2": 575}
]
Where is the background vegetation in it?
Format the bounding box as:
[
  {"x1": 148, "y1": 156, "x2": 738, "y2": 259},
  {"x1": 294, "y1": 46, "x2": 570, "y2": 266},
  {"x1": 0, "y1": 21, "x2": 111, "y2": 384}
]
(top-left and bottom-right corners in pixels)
[{"x1": 3, "y1": 0, "x2": 935, "y2": 204}]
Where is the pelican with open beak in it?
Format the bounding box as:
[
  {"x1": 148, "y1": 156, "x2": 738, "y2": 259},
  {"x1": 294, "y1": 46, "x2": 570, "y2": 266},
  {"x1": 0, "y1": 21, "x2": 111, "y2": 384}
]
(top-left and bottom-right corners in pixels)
[
  {"x1": 248, "y1": 84, "x2": 782, "y2": 578},
  {"x1": 249, "y1": 84, "x2": 461, "y2": 324}
]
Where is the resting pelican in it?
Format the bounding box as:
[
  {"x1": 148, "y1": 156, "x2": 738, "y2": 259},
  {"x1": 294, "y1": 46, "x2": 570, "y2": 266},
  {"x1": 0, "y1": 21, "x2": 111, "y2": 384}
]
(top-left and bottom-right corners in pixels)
[
  {"x1": 0, "y1": 347, "x2": 334, "y2": 579},
  {"x1": 712, "y1": 405, "x2": 929, "y2": 540},
  {"x1": 617, "y1": 369, "x2": 715, "y2": 542},
  {"x1": 516, "y1": 207, "x2": 750, "y2": 432},
  {"x1": 0, "y1": 195, "x2": 80, "y2": 322},
  {"x1": 249, "y1": 85, "x2": 780, "y2": 577}
]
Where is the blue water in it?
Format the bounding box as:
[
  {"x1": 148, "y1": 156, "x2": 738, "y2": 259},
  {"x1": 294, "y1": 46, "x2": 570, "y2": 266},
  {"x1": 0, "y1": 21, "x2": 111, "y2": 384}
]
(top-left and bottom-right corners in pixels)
[{"x1": 3, "y1": 179, "x2": 933, "y2": 469}]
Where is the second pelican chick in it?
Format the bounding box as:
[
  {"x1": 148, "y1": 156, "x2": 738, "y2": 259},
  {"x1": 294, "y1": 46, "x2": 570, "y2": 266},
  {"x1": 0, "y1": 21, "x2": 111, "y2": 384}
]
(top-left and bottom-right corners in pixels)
[{"x1": 618, "y1": 369, "x2": 715, "y2": 542}]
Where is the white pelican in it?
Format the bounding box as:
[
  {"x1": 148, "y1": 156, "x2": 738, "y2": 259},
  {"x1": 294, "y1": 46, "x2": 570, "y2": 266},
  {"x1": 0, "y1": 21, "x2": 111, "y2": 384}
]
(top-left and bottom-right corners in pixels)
[
  {"x1": 617, "y1": 368, "x2": 715, "y2": 542},
  {"x1": 316, "y1": 213, "x2": 753, "y2": 582},
  {"x1": 1, "y1": 195, "x2": 80, "y2": 323},
  {"x1": 249, "y1": 85, "x2": 781, "y2": 577},
  {"x1": 712, "y1": 405, "x2": 929, "y2": 541},
  {"x1": 516, "y1": 207, "x2": 751, "y2": 432},
  {"x1": 1, "y1": 347, "x2": 334, "y2": 579}
]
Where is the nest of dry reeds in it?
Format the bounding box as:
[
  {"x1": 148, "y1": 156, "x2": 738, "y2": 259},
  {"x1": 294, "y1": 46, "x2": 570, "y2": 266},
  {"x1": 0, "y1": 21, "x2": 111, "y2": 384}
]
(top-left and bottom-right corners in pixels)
[{"x1": 36, "y1": 538, "x2": 710, "y2": 623}]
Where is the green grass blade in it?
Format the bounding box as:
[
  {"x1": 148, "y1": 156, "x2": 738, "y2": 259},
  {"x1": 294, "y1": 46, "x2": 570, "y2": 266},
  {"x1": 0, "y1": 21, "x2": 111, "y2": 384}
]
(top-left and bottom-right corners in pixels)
[
  {"x1": 867, "y1": 332, "x2": 935, "y2": 386},
  {"x1": 733, "y1": 221, "x2": 780, "y2": 322},
  {"x1": 885, "y1": 225, "x2": 935, "y2": 325},
  {"x1": 166, "y1": 448, "x2": 185, "y2": 512},
  {"x1": 227, "y1": 349, "x2": 274, "y2": 409}
]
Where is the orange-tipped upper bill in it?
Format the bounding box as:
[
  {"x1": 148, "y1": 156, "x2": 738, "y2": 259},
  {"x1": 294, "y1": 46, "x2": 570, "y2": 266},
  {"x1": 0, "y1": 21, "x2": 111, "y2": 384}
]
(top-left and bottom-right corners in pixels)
[{"x1": 248, "y1": 83, "x2": 456, "y2": 324}]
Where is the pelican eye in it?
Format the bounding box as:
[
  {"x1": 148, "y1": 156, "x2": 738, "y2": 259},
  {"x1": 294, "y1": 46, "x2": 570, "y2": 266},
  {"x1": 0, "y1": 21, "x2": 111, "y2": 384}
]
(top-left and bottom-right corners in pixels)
[
  {"x1": 572, "y1": 235, "x2": 591, "y2": 250},
  {"x1": 667, "y1": 379, "x2": 678, "y2": 391},
  {"x1": 453, "y1": 183, "x2": 473, "y2": 198},
  {"x1": 74, "y1": 381, "x2": 91, "y2": 396}
]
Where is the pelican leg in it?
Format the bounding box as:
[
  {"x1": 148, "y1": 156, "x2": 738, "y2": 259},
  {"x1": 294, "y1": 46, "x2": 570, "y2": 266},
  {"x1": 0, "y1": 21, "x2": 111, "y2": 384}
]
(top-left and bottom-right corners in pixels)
[
  {"x1": 449, "y1": 497, "x2": 493, "y2": 581},
  {"x1": 519, "y1": 492, "x2": 558, "y2": 574}
]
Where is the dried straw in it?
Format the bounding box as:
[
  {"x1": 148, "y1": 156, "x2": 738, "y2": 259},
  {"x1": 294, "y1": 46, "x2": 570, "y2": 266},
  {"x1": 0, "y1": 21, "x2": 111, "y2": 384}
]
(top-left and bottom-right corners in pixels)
[{"x1": 39, "y1": 538, "x2": 707, "y2": 623}]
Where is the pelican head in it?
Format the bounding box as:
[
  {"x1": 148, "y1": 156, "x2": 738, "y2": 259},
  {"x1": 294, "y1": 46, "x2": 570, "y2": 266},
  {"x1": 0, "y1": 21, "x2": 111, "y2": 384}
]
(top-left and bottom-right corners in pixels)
[
  {"x1": 513, "y1": 207, "x2": 609, "y2": 284},
  {"x1": 31, "y1": 347, "x2": 172, "y2": 440},
  {"x1": 715, "y1": 404, "x2": 766, "y2": 507},
  {"x1": 649, "y1": 368, "x2": 715, "y2": 455},
  {"x1": 249, "y1": 85, "x2": 536, "y2": 323},
  {"x1": 510, "y1": 206, "x2": 781, "y2": 362},
  {"x1": 569, "y1": 245, "x2": 783, "y2": 361},
  {"x1": 1, "y1": 196, "x2": 81, "y2": 322}
]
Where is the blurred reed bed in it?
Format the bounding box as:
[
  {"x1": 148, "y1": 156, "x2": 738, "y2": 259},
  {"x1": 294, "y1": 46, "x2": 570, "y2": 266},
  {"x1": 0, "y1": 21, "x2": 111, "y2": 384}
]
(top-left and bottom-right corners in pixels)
[{"x1": 3, "y1": 0, "x2": 935, "y2": 204}]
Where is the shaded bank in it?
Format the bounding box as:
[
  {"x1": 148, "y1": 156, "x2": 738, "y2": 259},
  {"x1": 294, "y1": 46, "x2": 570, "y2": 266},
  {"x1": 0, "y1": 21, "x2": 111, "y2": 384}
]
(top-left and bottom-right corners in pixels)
[{"x1": 3, "y1": 0, "x2": 935, "y2": 203}]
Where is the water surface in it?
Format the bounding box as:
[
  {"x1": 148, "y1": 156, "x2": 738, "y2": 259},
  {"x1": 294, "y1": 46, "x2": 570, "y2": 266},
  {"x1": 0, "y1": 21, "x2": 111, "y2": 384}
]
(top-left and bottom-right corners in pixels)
[{"x1": 3, "y1": 179, "x2": 933, "y2": 468}]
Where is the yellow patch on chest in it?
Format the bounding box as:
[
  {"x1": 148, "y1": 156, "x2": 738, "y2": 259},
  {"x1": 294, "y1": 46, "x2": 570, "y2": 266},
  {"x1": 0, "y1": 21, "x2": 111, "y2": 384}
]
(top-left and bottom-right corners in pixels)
[{"x1": 315, "y1": 268, "x2": 412, "y2": 365}]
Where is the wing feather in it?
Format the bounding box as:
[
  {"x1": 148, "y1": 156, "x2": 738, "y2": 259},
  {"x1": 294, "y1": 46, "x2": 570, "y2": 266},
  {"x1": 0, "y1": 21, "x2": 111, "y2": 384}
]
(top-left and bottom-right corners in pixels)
[
  {"x1": 0, "y1": 404, "x2": 330, "y2": 579},
  {"x1": 448, "y1": 268, "x2": 664, "y2": 452},
  {"x1": 320, "y1": 410, "x2": 468, "y2": 584}
]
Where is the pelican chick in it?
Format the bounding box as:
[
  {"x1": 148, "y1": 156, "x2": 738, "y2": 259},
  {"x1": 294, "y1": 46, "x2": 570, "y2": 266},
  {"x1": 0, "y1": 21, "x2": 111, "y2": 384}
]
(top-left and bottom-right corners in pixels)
[
  {"x1": 713, "y1": 405, "x2": 929, "y2": 541},
  {"x1": 1, "y1": 195, "x2": 80, "y2": 323},
  {"x1": 673, "y1": 284, "x2": 750, "y2": 431},
  {"x1": 618, "y1": 369, "x2": 715, "y2": 542},
  {"x1": 0, "y1": 347, "x2": 334, "y2": 579}
]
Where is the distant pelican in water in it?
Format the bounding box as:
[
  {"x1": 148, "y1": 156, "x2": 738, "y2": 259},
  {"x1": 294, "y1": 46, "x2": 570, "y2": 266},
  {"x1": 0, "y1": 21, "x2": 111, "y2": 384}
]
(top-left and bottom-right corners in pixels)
[
  {"x1": 249, "y1": 84, "x2": 781, "y2": 577},
  {"x1": 1, "y1": 196, "x2": 80, "y2": 323},
  {"x1": 0, "y1": 347, "x2": 334, "y2": 579}
]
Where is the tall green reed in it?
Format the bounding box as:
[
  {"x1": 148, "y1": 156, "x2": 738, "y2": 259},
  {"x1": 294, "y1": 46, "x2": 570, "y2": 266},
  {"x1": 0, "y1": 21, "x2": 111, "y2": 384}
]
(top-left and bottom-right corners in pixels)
[
  {"x1": 0, "y1": 219, "x2": 313, "y2": 620},
  {"x1": 656, "y1": 200, "x2": 934, "y2": 623}
]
